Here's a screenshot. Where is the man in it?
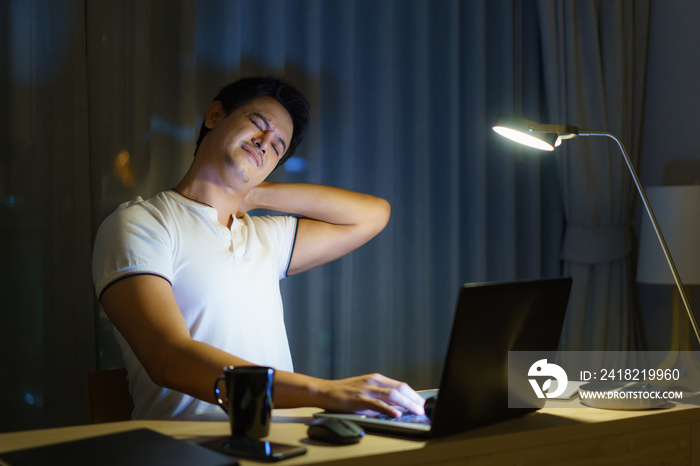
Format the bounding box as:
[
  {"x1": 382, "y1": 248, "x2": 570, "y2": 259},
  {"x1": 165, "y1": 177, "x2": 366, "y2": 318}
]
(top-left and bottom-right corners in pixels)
[{"x1": 92, "y1": 76, "x2": 425, "y2": 420}]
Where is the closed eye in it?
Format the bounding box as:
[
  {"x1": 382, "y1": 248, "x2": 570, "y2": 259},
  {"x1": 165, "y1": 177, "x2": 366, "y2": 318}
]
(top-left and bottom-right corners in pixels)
[{"x1": 250, "y1": 116, "x2": 263, "y2": 130}]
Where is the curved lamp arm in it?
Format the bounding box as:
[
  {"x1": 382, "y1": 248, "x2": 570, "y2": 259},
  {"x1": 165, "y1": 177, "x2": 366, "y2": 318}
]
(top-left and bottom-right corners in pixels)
[{"x1": 580, "y1": 130, "x2": 700, "y2": 345}]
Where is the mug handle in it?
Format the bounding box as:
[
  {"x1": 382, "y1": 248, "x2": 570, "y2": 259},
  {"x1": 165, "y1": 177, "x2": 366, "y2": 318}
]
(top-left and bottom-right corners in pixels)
[{"x1": 214, "y1": 375, "x2": 228, "y2": 413}]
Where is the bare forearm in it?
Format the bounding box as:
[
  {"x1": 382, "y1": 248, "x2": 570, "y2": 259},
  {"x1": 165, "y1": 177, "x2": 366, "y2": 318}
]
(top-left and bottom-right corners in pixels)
[
  {"x1": 148, "y1": 339, "x2": 253, "y2": 404},
  {"x1": 151, "y1": 338, "x2": 324, "y2": 409},
  {"x1": 248, "y1": 182, "x2": 390, "y2": 230},
  {"x1": 150, "y1": 339, "x2": 428, "y2": 417}
]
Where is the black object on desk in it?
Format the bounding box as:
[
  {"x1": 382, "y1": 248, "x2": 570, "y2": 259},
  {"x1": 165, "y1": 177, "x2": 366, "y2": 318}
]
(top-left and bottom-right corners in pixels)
[
  {"x1": 0, "y1": 428, "x2": 236, "y2": 466},
  {"x1": 204, "y1": 436, "x2": 307, "y2": 462},
  {"x1": 307, "y1": 418, "x2": 365, "y2": 445}
]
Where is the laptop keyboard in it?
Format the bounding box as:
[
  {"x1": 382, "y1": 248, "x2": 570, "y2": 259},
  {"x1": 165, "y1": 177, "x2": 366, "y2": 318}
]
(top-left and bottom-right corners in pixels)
[{"x1": 373, "y1": 409, "x2": 431, "y2": 425}]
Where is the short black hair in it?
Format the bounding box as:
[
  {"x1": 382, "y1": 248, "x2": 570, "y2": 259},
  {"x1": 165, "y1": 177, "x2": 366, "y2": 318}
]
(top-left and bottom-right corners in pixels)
[{"x1": 195, "y1": 76, "x2": 310, "y2": 166}]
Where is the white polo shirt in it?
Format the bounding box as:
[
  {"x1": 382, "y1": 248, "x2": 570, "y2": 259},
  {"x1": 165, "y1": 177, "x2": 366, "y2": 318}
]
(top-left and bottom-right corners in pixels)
[{"x1": 92, "y1": 190, "x2": 298, "y2": 420}]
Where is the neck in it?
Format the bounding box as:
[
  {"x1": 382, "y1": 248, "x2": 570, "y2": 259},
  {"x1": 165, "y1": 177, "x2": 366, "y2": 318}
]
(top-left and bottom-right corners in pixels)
[{"x1": 174, "y1": 177, "x2": 245, "y2": 227}]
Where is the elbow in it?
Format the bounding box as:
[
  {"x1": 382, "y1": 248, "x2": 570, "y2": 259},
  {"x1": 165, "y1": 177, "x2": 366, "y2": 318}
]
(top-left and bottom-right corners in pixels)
[
  {"x1": 373, "y1": 197, "x2": 391, "y2": 234},
  {"x1": 141, "y1": 354, "x2": 170, "y2": 389},
  {"x1": 353, "y1": 196, "x2": 390, "y2": 247},
  {"x1": 139, "y1": 343, "x2": 182, "y2": 390},
  {"x1": 146, "y1": 364, "x2": 169, "y2": 389}
]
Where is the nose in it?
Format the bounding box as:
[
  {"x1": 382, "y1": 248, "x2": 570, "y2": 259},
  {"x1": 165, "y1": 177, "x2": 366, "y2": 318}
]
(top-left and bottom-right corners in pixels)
[{"x1": 253, "y1": 131, "x2": 273, "y2": 154}]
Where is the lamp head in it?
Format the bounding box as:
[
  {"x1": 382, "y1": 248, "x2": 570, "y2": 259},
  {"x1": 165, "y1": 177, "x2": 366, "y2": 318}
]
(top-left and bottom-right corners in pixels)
[{"x1": 492, "y1": 114, "x2": 579, "y2": 151}]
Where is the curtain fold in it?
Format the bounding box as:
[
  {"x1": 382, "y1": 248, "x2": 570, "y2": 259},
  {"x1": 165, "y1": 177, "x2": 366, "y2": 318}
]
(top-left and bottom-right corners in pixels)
[{"x1": 536, "y1": 0, "x2": 651, "y2": 353}]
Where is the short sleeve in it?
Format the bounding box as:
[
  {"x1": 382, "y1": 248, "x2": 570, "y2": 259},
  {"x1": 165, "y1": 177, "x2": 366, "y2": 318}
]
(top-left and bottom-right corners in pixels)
[{"x1": 92, "y1": 199, "x2": 174, "y2": 299}]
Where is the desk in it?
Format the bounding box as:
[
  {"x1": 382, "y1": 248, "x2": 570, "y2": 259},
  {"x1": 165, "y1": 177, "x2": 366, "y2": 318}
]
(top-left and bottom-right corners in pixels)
[{"x1": 2, "y1": 399, "x2": 700, "y2": 465}]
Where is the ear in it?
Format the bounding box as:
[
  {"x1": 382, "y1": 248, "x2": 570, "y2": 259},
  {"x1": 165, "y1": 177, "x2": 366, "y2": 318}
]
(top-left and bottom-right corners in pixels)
[{"x1": 204, "y1": 101, "x2": 226, "y2": 129}]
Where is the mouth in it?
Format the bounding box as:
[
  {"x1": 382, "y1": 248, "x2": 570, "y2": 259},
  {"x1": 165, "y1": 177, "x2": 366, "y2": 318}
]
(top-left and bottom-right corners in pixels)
[{"x1": 242, "y1": 144, "x2": 262, "y2": 167}]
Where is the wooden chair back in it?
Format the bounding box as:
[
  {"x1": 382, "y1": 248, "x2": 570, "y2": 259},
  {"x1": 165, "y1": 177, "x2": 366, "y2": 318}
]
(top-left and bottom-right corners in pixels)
[{"x1": 84, "y1": 368, "x2": 133, "y2": 423}]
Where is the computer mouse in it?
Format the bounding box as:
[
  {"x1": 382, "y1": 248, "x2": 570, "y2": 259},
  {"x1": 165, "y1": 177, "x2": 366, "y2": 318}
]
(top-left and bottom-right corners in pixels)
[{"x1": 307, "y1": 417, "x2": 365, "y2": 445}]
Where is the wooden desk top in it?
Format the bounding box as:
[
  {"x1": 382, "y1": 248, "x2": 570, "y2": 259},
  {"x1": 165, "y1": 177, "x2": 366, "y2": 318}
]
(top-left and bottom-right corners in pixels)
[{"x1": 2, "y1": 399, "x2": 700, "y2": 465}]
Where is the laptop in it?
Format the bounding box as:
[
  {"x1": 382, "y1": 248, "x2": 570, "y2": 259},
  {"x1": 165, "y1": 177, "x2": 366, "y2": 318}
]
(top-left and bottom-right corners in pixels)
[{"x1": 315, "y1": 277, "x2": 573, "y2": 438}]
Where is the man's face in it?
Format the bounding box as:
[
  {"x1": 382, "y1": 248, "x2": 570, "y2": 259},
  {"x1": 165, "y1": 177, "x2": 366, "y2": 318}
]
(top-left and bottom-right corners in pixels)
[{"x1": 201, "y1": 96, "x2": 294, "y2": 187}]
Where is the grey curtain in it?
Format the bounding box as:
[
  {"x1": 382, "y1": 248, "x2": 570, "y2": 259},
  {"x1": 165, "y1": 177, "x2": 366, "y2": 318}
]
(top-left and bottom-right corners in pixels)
[
  {"x1": 536, "y1": 0, "x2": 651, "y2": 352},
  {"x1": 4, "y1": 0, "x2": 652, "y2": 431}
]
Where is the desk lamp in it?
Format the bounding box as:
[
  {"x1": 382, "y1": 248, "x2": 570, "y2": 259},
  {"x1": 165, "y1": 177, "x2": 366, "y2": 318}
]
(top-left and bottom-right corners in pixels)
[
  {"x1": 492, "y1": 114, "x2": 700, "y2": 347},
  {"x1": 493, "y1": 115, "x2": 700, "y2": 408}
]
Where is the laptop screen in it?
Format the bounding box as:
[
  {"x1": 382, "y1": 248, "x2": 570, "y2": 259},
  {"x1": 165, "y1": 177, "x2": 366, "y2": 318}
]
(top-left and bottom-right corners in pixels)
[{"x1": 430, "y1": 277, "x2": 572, "y2": 437}]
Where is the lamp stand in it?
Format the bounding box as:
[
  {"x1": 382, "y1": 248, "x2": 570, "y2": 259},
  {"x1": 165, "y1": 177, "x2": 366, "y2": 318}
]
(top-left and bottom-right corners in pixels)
[
  {"x1": 492, "y1": 115, "x2": 700, "y2": 406},
  {"x1": 576, "y1": 131, "x2": 700, "y2": 408},
  {"x1": 579, "y1": 130, "x2": 700, "y2": 346}
]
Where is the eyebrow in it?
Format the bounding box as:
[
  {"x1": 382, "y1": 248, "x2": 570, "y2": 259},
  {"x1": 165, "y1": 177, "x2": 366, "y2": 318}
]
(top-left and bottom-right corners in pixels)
[{"x1": 251, "y1": 112, "x2": 288, "y2": 154}]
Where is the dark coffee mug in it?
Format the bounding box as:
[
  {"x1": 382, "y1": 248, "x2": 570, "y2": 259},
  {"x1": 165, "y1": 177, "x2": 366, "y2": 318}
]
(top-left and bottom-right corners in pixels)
[{"x1": 214, "y1": 366, "x2": 275, "y2": 438}]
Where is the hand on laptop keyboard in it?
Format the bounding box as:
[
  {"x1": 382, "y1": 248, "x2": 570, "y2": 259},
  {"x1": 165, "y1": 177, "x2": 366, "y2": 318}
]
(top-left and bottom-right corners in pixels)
[
  {"x1": 375, "y1": 408, "x2": 431, "y2": 424},
  {"x1": 314, "y1": 373, "x2": 426, "y2": 418},
  {"x1": 370, "y1": 393, "x2": 436, "y2": 425}
]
